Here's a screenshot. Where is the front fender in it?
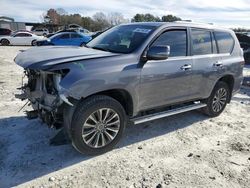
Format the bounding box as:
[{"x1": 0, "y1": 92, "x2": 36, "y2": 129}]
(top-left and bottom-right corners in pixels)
[{"x1": 53, "y1": 60, "x2": 141, "y2": 115}]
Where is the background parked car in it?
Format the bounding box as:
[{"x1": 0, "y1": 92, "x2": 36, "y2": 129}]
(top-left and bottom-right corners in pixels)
[
  {"x1": 36, "y1": 32, "x2": 92, "y2": 46},
  {"x1": 236, "y1": 33, "x2": 250, "y2": 64},
  {"x1": 0, "y1": 32, "x2": 44, "y2": 46},
  {"x1": 242, "y1": 32, "x2": 250, "y2": 37},
  {"x1": 72, "y1": 28, "x2": 94, "y2": 36},
  {"x1": 32, "y1": 28, "x2": 49, "y2": 36},
  {"x1": 0, "y1": 28, "x2": 12, "y2": 36},
  {"x1": 46, "y1": 29, "x2": 76, "y2": 38}
]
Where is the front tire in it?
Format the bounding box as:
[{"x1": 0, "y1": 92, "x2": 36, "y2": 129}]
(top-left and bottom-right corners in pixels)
[
  {"x1": 202, "y1": 81, "x2": 230, "y2": 117},
  {"x1": 1, "y1": 39, "x2": 10, "y2": 46},
  {"x1": 71, "y1": 95, "x2": 126, "y2": 155}
]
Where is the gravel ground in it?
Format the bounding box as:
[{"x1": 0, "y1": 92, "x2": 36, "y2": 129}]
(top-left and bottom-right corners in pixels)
[{"x1": 0, "y1": 46, "x2": 249, "y2": 188}]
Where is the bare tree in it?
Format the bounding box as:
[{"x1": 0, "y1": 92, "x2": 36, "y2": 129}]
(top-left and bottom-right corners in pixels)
[
  {"x1": 107, "y1": 12, "x2": 128, "y2": 26},
  {"x1": 92, "y1": 12, "x2": 111, "y2": 31}
]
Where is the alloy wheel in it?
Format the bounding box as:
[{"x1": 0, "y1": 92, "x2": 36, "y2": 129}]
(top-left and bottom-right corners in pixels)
[
  {"x1": 212, "y1": 88, "x2": 227, "y2": 112},
  {"x1": 82, "y1": 108, "x2": 120, "y2": 148}
]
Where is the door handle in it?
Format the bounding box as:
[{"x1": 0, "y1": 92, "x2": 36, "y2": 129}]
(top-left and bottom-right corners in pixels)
[
  {"x1": 213, "y1": 61, "x2": 223, "y2": 67},
  {"x1": 181, "y1": 64, "x2": 192, "y2": 71}
]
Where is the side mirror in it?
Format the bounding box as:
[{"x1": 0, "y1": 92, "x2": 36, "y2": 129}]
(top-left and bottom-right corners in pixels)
[{"x1": 146, "y1": 45, "x2": 170, "y2": 60}]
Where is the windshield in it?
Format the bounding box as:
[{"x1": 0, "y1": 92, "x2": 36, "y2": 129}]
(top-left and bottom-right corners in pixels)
[{"x1": 87, "y1": 24, "x2": 156, "y2": 53}]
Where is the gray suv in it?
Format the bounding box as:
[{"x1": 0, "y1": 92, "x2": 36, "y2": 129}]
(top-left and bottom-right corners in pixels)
[{"x1": 15, "y1": 22, "x2": 244, "y2": 155}]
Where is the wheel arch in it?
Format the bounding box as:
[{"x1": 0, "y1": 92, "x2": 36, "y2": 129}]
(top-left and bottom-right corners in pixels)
[
  {"x1": 216, "y1": 74, "x2": 235, "y2": 102},
  {"x1": 31, "y1": 39, "x2": 37, "y2": 46},
  {"x1": 86, "y1": 89, "x2": 134, "y2": 117},
  {"x1": 0, "y1": 38, "x2": 10, "y2": 43}
]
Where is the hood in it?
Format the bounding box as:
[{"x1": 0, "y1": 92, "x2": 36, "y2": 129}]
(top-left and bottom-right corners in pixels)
[{"x1": 15, "y1": 46, "x2": 119, "y2": 69}]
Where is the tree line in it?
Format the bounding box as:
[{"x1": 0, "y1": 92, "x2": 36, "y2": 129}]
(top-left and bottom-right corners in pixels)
[
  {"x1": 41, "y1": 8, "x2": 249, "y2": 32},
  {"x1": 42, "y1": 8, "x2": 182, "y2": 31}
]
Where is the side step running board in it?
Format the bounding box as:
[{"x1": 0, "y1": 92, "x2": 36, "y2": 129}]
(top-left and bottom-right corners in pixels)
[{"x1": 131, "y1": 102, "x2": 207, "y2": 125}]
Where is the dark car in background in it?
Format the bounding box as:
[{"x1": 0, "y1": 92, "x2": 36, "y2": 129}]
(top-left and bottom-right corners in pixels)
[
  {"x1": 36, "y1": 31, "x2": 92, "y2": 46},
  {"x1": 0, "y1": 28, "x2": 12, "y2": 36},
  {"x1": 236, "y1": 33, "x2": 250, "y2": 64}
]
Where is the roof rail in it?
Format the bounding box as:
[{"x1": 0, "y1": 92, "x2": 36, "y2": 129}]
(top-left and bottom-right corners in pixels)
[{"x1": 174, "y1": 20, "x2": 214, "y2": 25}]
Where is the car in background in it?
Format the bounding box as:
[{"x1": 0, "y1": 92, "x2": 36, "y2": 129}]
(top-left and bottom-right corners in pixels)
[
  {"x1": 90, "y1": 27, "x2": 112, "y2": 40},
  {"x1": 236, "y1": 33, "x2": 250, "y2": 64},
  {"x1": 242, "y1": 32, "x2": 250, "y2": 37},
  {"x1": 0, "y1": 32, "x2": 44, "y2": 46},
  {"x1": 0, "y1": 28, "x2": 12, "y2": 36},
  {"x1": 74, "y1": 28, "x2": 93, "y2": 36},
  {"x1": 46, "y1": 29, "x2": 76, "y2": 38},
  {"x1": 36, "y1": 32, "x2": 92, "y2": 46},
  {"x1": 32, "y1": 28, "x2": 49, "y2": 36}
]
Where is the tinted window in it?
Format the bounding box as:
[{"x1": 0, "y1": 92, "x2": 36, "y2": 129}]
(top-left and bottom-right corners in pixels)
[
  {"x1": 71, "y1": 33, "x2": 82, "y2": 38},
  {"x1": 15, "y1": 33, "x2": 31, "y2": 37},
  {"x1": 59, "y1": 34, "x2": 70, "y2": 39},
  {"x1": 191, "y1": 29, "x2": 212, "y2": 55},
  {"x1": 152, "y1": 30, "x2": 187, "y2": 57},
  {"x1": 214, "y1": 31, "x2": 234, "y2": 53}
]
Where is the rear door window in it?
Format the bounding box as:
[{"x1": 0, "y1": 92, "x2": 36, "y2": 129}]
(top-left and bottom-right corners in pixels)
[
  {"x1": 214, "y1": 31, "x2": 234, "y2": 53},
  {"x1": 151, "y1": 30, "x2": 187, "y2": 57},
  {"x1": 59, "y1": 34, "x2": 70, "y2": 39},
  {"x1": 71, "y1": 33, "x2": 82, "y2": 38},
  {"x1": 191, "y1": 29, "x2": 212, "y2": 55}
]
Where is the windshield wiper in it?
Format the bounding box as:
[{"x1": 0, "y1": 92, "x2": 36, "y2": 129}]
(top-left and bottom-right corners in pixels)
[{"x1": 91, "y1": 46, "x2": 110, "y2": 52}]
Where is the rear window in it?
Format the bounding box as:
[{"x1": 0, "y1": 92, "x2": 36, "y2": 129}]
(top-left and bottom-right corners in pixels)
[
  {"x1": 191, "y1": 29, "x2": 212, "y2": 55},
  {"x1": 214, "y1": 31, "x2": 234, "y2": 53}
]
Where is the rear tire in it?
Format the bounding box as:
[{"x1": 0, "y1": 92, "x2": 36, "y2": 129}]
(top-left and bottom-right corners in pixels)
[
  {"x1": 71, "y1": 95, "x2": 127, "y2": 155},
  {"x1": 1, "y1": 39, "x2": 10, "y2": 46},
  {"x1": 202, "y1": 81, "x2": 230, "y2": 117}
]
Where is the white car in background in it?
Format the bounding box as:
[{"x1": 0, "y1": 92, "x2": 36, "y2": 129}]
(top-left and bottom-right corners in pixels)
[
  {"x1": 32, "y1": 28, "x2": 49, "y2": 36},
  {"x1": 0, "y1": 32, "x2": 44, "y2": 46}
]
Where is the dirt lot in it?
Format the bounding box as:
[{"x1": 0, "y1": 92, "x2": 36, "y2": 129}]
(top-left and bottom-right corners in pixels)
[{"x1": 0, "y1": 46, "x2": 249, "y2": 188}]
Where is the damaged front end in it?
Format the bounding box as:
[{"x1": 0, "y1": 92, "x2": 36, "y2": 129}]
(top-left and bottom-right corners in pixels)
[{"x1": 15, "y1": 69, "x2": 71, "y2": 127}]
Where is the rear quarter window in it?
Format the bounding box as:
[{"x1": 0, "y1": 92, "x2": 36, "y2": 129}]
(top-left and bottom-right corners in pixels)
[{"x1": 214, "y1": 31, "x2": 234, "y2": 53}]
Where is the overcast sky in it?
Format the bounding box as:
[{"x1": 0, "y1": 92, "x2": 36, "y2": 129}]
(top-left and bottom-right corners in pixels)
[{"x1": 1, "y1": 0, "x2": 250, "y2": 28}]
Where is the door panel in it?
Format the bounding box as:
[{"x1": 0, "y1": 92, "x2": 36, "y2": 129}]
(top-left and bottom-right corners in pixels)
[
  {"x1": 12, "y1": 37, "x2": 22, "y2": 45},
  {"x1": 53, "y1": 34, "x2": 71, "y2": 45},
  {"x1": 189, "y1": 29, "x2": 223, "y2": 99},
  {"x1": 191, "y1": 55, "x2": 217, "y2": 99},
  {"x1": 138, "y1": 29, "x2": 193, "y2": 111},
  {"x1": 139, "y1": 58, "x2": 193, "y2": 110}
]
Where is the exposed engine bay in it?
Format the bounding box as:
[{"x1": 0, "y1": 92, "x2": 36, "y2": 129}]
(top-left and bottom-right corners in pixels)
[{"x1": 15, "y1": 69, "x2": 70, "y2": 127}]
